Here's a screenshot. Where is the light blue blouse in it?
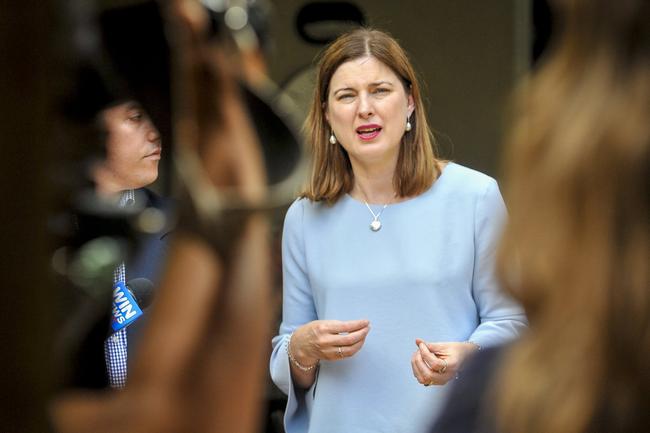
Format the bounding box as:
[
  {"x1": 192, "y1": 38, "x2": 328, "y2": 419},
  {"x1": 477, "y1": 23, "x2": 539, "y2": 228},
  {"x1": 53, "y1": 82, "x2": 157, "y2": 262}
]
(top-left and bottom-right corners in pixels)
[{"x1": 270, "y1": 163, "x2": 527, "y2": 433}]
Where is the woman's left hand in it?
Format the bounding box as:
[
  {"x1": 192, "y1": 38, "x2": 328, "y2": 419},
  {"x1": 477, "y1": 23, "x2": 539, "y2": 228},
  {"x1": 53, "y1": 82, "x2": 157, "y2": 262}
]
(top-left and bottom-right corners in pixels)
[{"x1": 410, "y1": 339, "x2": 479, "y2": 386}]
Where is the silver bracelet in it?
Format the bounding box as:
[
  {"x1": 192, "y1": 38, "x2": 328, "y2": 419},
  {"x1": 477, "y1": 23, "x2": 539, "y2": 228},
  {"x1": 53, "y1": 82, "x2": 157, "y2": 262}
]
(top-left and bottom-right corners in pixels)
[
  {"x1": 465, "y1": 340, "x2": 482, "y2": 351},
  {"x1": 286, "y1": 333, "x2": 319, "y2": 372}
]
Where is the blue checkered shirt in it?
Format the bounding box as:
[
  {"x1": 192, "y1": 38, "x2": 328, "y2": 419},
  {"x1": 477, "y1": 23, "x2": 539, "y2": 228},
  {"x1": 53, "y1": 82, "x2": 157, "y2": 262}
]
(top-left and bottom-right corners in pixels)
[{"x1": 104, "y1": 189, "x2": 135, "y2": 388}]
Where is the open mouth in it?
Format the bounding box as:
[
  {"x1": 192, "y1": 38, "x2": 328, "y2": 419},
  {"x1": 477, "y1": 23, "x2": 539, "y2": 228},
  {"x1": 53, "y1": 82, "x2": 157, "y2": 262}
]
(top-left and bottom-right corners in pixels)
[{"x1": 356, "y1": 124, "x2": 382, "y2": 141}]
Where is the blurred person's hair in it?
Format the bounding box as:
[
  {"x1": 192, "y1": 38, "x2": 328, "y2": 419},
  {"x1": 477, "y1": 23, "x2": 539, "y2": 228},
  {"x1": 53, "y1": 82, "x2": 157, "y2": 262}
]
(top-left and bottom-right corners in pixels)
[
  {"x1": 496, "y1": 0, "x2": 649, "y2": 432},
  {"x1": 301, "y1": 28, "x2": 441, "y2": 204}
]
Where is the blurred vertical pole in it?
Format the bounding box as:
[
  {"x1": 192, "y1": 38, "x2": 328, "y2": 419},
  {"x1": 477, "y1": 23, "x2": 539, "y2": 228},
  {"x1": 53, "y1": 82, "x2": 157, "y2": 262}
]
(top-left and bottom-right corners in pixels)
[
  {"x1": 0, "y1": 1, "x2": 60, "y2": 432},
  {"x1": 514, "y1": 0, "x2": 532, "y2": 76}
]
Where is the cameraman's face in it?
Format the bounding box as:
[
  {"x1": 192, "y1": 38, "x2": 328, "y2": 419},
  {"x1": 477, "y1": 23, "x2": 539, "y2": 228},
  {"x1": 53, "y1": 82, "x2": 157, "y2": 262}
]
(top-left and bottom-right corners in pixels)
[{"x1": 96, "y1": 101, "x2": 161, "y2": 194}]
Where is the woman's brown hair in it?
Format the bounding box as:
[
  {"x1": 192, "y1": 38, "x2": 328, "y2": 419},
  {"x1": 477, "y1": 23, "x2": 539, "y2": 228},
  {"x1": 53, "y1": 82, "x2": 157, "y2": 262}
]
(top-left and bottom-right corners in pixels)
[
  {"x1": 495, "y1": 0, "x2": 649, "y2": 432},
  {"x1": 301, "y1": 28, "x2": 441, "y2": 204}
]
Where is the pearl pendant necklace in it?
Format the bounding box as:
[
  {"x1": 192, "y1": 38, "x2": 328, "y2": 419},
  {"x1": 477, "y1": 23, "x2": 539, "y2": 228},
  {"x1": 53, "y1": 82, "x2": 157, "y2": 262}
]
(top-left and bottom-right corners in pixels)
[{"x1": 363, "y1": 201, "x2": 389, "y2": 232}]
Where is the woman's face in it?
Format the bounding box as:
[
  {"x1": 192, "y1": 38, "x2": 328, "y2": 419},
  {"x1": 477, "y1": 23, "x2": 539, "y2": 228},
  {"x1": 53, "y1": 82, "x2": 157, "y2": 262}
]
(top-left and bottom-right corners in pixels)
[{"x1": 325, "y1": 55, "x2": 414, "y2": 168}]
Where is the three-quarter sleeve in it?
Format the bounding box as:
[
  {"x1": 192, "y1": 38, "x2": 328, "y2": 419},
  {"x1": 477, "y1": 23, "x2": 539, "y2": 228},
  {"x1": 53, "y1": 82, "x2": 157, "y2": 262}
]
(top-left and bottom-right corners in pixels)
[
  {"x1": 269, "y1": 199, "x2": 317, "y2": 432},
  {"x1": 468, "y1": 179, "x2": 527, "y2": 348}
]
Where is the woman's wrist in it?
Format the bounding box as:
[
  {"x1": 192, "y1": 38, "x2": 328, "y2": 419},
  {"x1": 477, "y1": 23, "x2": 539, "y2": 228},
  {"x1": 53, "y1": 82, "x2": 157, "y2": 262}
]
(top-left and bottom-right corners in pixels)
[{"x1": 287, "y1": 333, "x2": 319, "y2": 372}]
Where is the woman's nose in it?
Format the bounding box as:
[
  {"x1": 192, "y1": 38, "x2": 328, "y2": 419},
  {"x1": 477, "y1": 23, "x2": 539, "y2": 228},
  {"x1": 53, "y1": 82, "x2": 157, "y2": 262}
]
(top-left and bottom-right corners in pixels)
[{"x1": 357, "y1": 94, "x2": 374, "y2": 118}]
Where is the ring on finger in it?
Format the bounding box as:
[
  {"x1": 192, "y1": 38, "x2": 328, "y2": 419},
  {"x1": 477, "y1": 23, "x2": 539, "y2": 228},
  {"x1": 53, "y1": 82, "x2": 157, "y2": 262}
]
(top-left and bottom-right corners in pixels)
[
  {"x1": 337, "y1": 346, "x2": 343, "y2": 358},
  {"x1": 438, "y1": 359, "x2": 448, "y2": 374}
]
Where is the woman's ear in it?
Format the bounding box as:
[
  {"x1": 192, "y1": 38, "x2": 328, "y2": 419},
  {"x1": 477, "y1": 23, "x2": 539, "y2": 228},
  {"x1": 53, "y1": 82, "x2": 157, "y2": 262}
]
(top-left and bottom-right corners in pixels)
[
  {"x1": 407, "y1": 95, "x2": 415, "y2": 117},
  {"x1": 322, "y1": 102, "x2": 329, "y2": 122}
]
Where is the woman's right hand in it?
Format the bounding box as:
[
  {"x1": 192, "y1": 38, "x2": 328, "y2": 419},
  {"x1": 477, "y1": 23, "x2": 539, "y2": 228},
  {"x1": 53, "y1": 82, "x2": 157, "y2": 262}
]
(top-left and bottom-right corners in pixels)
[{"x1": 290, "y1": 319, "x2": 371, "y2": 366}]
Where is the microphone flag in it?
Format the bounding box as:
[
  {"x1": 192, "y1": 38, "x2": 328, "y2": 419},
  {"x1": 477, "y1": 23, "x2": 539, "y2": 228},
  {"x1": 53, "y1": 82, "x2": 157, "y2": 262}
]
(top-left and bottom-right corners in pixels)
[{"x1": 110, "y1": 281, "x2": 143, "y2": 332}]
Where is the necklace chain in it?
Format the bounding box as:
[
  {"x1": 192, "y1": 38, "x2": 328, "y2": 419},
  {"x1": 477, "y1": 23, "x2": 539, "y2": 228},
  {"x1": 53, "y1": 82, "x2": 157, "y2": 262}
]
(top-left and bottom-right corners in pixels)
[
  {"x1": 364, "y1": 201, "x2": 388, "y2": 221},
  {"x1": 358, "y1": 189, "x2": 394, "y2": 232}
]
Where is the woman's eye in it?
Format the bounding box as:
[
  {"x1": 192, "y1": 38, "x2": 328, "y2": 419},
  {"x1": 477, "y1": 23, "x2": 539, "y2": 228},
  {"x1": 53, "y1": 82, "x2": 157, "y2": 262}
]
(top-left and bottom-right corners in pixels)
[
  {"x1": 338, "y1": 94, "x2": 354, "y2": 100},
  {"x1": 374, "y1": 87, "x2": 389, "y2": 95}
]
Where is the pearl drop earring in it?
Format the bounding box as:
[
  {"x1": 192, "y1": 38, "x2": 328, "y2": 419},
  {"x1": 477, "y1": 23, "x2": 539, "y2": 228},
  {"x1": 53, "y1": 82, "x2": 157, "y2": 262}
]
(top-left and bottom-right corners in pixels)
[
  {"x1": 329, "y1": 132, "x2": 337, "y2": 144},
  {"x1": 405, "y1": 116, "x2": 412, "y2": 132}
]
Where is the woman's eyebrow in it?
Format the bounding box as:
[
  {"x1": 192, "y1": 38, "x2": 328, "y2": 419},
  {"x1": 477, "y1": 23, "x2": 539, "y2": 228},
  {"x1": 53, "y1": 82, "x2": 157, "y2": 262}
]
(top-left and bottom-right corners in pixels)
[
  {"x1": 369, "y1": 80, "x2": 393, "y2": 87},
  {"x1": 333, "y1": 81, "x2": 394, "y2": 95},
  {"x1": 333, "y1": 86, "x2": 355, "y2": 95}
]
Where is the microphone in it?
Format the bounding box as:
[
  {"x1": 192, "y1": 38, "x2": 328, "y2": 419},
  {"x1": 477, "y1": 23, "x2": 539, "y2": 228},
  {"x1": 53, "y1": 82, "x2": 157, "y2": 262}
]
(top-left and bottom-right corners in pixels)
[
  {"x1": 126, "y1": 278, "x2": 154, "y2": 310},
  {"x1": 110, "y1": 278, "x2": 154, "y2": 333}
]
